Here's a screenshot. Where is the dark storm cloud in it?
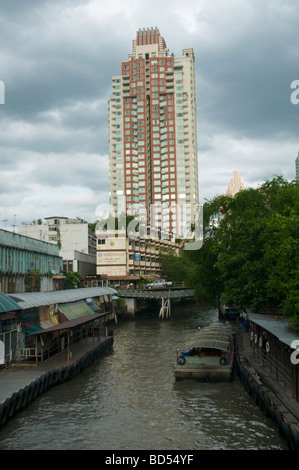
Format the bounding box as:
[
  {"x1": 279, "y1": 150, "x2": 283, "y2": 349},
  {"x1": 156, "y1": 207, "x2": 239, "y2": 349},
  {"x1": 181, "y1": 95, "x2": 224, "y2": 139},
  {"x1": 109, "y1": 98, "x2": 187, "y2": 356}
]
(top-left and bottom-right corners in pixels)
[
  {"x1": 192, "y1": 0, "x2": 299, "y2": 140},
  {"x1": 0, "y1": 0, "x2": 298, "y2": 227}
]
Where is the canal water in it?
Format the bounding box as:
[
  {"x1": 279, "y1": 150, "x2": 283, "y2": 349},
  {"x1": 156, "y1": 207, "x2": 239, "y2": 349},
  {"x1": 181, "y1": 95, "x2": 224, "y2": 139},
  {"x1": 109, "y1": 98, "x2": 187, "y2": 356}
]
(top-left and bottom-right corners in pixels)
[{"x1": 0, "y1": 304, "x2": 288, "y2": 450}]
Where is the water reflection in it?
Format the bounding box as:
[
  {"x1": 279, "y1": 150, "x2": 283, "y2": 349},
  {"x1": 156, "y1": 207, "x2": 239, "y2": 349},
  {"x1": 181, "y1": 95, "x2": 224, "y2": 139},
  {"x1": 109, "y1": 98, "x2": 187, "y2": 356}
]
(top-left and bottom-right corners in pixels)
[{"x1": 0, "y1": 304, "x2": 287, "y2": 450}]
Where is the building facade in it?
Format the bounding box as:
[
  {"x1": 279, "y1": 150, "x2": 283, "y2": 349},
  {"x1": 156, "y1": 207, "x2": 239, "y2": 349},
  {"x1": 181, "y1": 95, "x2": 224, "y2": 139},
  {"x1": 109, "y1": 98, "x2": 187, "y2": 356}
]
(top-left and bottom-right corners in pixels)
[
  {"x1": 0, "y1": 228, "x2": 64, "y2": 294},
  {"x1": 18, "y1": 217, "x2": 97, "y2": 279},
  {"x1": 96, "y1": 228, "x2": 180, "y2": 283},
  {"x1": 108, "y1": 27, "x2": 199, "y2": 238}
]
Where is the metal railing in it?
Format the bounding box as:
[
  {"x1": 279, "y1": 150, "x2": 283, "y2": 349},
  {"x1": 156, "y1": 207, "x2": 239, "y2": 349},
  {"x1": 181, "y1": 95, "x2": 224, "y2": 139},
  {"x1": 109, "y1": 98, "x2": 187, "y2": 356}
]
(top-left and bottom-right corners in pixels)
[
  {"x1": 20, "y1": 348, "x2": 42, "y2": 361},
  {"x1": 255, "y1": 348, "x2": 291, "y2": 388},
  {"x1": 242, "y1": 332, "x2": 292, "y2": 389}
]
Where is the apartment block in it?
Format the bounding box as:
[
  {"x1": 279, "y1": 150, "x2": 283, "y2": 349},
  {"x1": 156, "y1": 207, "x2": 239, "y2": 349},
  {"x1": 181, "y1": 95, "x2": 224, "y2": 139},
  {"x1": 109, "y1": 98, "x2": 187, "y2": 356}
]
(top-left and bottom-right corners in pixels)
[{"x1": 108, "y1": 27, "x2": 199, "y2": 238}]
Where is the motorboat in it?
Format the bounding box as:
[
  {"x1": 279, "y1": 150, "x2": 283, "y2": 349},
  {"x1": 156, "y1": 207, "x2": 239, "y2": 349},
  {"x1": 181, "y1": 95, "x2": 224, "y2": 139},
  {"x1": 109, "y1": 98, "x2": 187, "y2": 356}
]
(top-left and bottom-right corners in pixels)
[{"x1": 174, "y1": 323, "x2": 234, "y2": 382}]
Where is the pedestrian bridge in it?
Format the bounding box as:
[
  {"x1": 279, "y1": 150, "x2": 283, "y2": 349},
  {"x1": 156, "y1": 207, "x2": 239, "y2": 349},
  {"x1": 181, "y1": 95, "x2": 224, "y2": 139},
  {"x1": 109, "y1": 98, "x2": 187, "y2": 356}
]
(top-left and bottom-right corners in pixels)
[
  {"x1": 116, "y1": 288, "x2": 194, "y2": 319},
  {"x1": 116, "y1": 288, "x2": 194, "y2": 299}
]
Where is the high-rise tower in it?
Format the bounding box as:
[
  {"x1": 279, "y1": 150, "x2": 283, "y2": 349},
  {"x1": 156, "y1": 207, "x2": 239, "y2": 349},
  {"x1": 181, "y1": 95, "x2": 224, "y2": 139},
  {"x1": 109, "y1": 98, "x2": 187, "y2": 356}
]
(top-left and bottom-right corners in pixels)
[
  {"x1": 108, "y1": 27, "x2": 199, "y2": 237},
  {"x1": 226, "y1": 170, "x2": 245, "y2": 197}
]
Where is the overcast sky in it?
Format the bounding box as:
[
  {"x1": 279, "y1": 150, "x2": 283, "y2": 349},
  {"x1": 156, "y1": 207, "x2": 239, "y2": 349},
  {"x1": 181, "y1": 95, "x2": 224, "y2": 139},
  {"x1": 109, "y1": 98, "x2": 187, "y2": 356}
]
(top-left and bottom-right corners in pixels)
[{"x1": 0, "y1": 0, "x2": 298, "y2": 229}]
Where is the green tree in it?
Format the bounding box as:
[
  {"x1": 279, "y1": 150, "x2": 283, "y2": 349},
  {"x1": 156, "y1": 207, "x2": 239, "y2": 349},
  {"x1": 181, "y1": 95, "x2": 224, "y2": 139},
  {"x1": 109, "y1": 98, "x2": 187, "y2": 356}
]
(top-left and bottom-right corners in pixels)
[
  {"x1": 186, "y1": 176, "x2": 299, "y2": 319},
  {"x1": 214, "y1": 188, "x2": 268, "y2": 310},
  {"x1": 158, "y1": 248, "x2": 193, "y2": 283},
  {"x1": 63, "y1": 271, "x2": 82, "y2": 289},
  {"x1": 260, "y1": 179, "x2": 299, "y2": 316}
]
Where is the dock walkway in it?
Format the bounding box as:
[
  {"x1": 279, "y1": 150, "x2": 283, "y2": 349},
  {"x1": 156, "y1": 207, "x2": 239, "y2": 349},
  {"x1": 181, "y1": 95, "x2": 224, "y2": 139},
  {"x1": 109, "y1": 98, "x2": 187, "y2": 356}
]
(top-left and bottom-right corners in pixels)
[{"x1": 0, "y1": 335, "x2": 113, "y2": 427}]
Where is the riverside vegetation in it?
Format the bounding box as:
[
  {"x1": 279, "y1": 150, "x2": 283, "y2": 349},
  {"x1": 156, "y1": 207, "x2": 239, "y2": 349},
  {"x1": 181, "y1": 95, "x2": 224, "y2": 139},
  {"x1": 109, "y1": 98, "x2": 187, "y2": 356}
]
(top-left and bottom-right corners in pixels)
[{"x1": 159, "y1": 176, "x2": 299, "y2": 329}]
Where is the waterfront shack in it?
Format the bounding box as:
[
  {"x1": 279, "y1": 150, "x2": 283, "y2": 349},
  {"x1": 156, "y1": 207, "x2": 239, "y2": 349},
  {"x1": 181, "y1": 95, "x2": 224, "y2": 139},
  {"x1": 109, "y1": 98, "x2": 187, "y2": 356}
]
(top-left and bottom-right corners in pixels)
[
  {"x1": 236, "y1": 313, "x2": 299, "y2": 448},
  {"x1": 240, "y1": 313, "x2": 299, "y2": 402},
  {"x1": 0, "y1": 292, "x2": 22, "y2": 369},
  {"x1": 1, "y1": 287, "x2": 117, "y2": 367}
]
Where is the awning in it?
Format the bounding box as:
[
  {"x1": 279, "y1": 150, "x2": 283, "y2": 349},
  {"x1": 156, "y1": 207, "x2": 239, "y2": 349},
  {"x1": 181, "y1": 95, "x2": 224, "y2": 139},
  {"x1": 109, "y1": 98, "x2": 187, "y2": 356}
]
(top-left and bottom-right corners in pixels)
[
  {"x1": 28, "y1": 312, "x2": 106, "y2": 335},
  {"x1": 0, "y1": 292, "x2": 22, "y2": 314},
  {"x1": 24, "y1": 326, "x2": 43, "y2": 334}
]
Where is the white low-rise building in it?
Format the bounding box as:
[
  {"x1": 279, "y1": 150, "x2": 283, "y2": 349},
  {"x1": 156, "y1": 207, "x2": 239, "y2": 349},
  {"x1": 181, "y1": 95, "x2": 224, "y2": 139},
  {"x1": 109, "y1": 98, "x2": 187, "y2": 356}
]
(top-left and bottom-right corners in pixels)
[
  {"x1": 96, "y1": 228, "x2": 180, "y2": 285},
  {"x1": 18, "y1": 217, "x2": 97, "y2": 281}
]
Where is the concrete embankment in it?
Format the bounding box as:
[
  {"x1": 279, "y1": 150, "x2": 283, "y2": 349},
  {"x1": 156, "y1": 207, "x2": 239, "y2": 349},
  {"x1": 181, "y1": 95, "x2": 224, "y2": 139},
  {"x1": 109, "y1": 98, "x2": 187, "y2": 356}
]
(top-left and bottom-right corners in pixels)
[{"x1": 0, "y1": 336, "x2": 113, "y2": 429}]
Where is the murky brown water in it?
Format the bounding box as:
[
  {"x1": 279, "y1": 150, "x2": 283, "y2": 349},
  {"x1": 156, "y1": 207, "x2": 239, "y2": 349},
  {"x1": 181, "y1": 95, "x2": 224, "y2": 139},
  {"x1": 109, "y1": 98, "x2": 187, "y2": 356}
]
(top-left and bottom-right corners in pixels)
[{"x1": 0, "y1": 304, "x2": 287, "y2": 450}]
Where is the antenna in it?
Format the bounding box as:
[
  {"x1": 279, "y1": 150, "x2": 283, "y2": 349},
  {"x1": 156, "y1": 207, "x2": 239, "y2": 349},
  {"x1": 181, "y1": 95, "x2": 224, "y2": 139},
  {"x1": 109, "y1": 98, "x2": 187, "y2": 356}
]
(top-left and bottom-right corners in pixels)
[{"x1": 12, "y1": 214, "x2": 16, "y2": 233}]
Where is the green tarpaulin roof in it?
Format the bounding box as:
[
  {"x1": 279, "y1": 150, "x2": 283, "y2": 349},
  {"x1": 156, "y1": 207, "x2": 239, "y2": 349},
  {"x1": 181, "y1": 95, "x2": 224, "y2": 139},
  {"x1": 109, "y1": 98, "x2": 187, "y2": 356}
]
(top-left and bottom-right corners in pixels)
[
  {"x1": 58, "y1": 300, "x2": 97, "y2": 320},
  {"x1": 180, "y1": 323, "x2": 232, "y2": 352},
  {"x1": 0, "y1": 292, "x2": 22, "y2": 313}
]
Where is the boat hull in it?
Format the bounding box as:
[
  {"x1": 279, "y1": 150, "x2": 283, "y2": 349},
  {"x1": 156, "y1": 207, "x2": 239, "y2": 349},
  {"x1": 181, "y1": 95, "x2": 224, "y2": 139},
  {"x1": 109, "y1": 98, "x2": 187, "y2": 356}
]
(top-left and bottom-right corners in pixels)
[{"x1": 174, "y1": 364, "x2": 233, "y2": 382}]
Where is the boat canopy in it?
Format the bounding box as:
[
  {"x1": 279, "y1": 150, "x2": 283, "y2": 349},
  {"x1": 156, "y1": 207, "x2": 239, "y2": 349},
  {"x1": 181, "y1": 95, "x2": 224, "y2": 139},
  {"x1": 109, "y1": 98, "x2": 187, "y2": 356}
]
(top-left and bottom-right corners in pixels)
[{"x1": 180, "y1": 324, "x2": 231, "y2": 353}]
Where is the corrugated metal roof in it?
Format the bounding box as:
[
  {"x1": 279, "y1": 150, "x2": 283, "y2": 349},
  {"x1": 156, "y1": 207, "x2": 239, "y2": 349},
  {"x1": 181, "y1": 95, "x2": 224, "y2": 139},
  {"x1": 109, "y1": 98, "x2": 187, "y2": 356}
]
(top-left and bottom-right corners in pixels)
[
  {"x1": 0, "y1": 292, "x2": 22, "y2": 313},
  {"x1": 58, "y1": 300, "x2": 96, "y2": 320},
  {"x1": 248, "y1": 313, "x2": 298, "y2": 348},
  {"x1": 7, "y1": 287, "x2": 117, "y2": 310}
]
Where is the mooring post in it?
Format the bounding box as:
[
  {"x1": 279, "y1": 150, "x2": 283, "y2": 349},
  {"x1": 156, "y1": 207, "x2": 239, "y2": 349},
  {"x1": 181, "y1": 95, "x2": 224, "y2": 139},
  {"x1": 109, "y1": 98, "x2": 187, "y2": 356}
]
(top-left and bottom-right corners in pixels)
[{"x1": 160, "y1": 293, "x2": 171, "y2": 319}]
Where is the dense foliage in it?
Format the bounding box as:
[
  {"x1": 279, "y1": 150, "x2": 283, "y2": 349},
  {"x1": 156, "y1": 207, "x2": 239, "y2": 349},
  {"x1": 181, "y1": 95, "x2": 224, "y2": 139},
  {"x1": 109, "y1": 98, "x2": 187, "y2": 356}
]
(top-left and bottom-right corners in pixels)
[
  {"x1": 63, "y1": 271, "x2": 82, "y2": 289},
  {"x1": 159, "y1": 177, "x2": 299, "y2": 324}
]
